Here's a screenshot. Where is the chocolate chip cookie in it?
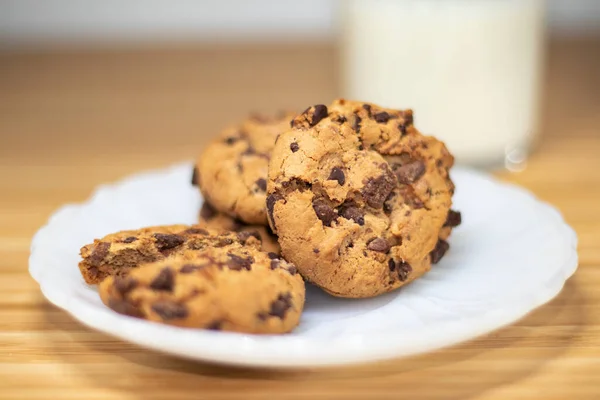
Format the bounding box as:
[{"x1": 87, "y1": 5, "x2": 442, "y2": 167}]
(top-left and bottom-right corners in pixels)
[
  {"x1": 79, "y1": 225, "x2": 261, "y2": 284},
  {"x1": 198, "y1": 201, "x2": 281, "y2": 255},
  {"x1": 267, "y1": 99, "x2": 460, "y2": 298},
  {"x1": 99, "y1": 246, "x2": 304, "y2": 334},
  {"x1": 195, "y1": 111, "x2": 297, "y2": 225}
]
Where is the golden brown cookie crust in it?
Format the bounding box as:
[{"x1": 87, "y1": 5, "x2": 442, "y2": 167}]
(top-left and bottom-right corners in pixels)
[
  {"x1": 196, "y1": 112, "x2": 297, "y2": 225},
  {"x1": 267, "y1": 99, "x2": 460, "y2": 298},
  {"x1": 99, "y1": 247, "x2": 305, "y2": 334},
  {"x1": 79, "y1": 225, "x2": 261, "y2": 284}
]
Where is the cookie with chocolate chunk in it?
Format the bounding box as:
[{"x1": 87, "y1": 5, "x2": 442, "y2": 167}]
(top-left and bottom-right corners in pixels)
[
  {"x1": 195, "y1": 111, "x2": 297, "y2": 225},
  {"x1": 79, "y1": 225, "x2": 261, "y2": 284},
  {"x1": 99, "y1": 246, "x2": 304, "y2": 334},
  {"x1": 198, "y1": 201, "x2": 281, "y2": 255},
  {"x1": 267, "y1": 99, "x2": 459, "y2": 298}
]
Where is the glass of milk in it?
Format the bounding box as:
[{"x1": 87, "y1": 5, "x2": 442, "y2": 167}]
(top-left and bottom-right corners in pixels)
[{"x1": 340, "y1": 0, "x2": 546, "y2": 168}]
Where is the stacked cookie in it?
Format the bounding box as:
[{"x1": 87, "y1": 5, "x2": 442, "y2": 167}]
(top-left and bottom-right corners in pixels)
[{"x1": 78, "y1": 99, "x2": 461, "y2": 334}]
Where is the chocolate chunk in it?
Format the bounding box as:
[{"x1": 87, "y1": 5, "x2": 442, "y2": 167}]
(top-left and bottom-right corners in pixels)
[
  {"x1": 150, "y1": 267, "x2": 175, "y2": 292},
  {"x1": 183, "y1": 227, "x2": 209, "y2": 235},
  {"x1": 290, "y1": 142, "x2": 299, "y2": 152},
  {"x1": 328, "y1": 167, "x2": 346, "y2": 185},
  {"x1": 226, "y1": 253, "x2": 253, "y2": 271},
  {"x1": 113, "y1": 276, "x2": 138, "y2": 296},
  {"x1": 154, "y1": 233, "x2": 185, "y2": 252},
  {"x1": 108, "y1": 298, "x2": 143, "y2": 318},
  {"x1": 214, "y1": 237, "x2": 234, "y2": 247},
  {"x1": 398, "y1": 123, "x2": 407, "y2": 136},
  {"x1": 362, "y1": 169, "x2": 397, "y2": 209},
  {"x1": 224, "y1": 136, "x2": 239, "y2": 145},
  {"x1": 444, "y1": 210, "x2": 462, "y2": 228},
  {"x1": 151, "y1": 301, "x2": 188, "y2": 320},
  {"x1": 89, "y1": 242, "x2": 110, "y2": 267},
  {"x1": 255, "y1": 178, "x2": 267, "y2": 191},
  {"x1": 339, "y1": 205, "x2": 365, "y2": 226},
  {"x1": 179, "y1": 264, "x2": 205, "y2": 274},
  {"x1": 270, "y1": 259, "x2": 280, "y2": 270},
  {"x1": 362, "y1": 104, "x2": 372, "y2": 116},
  {"x1": 285, "y1": 265, "x2": 298, "y2": 275},
  {"x1": 397, "y1": 261, "x2": 412, "y2": 281},
  {"x1": 393, "y1": 161, "x2": 426, "y2": 184},
  {"x1": 237, "y1": 230, "x2": 261, "y2": 244},
  {"x1": 430, "y1": 239, "x2": 450, "y2": 264},
  {"x1": 266, "y1": 193, "x2": 284, "y2": 229},
  {"x1": 312, "y1": 198, "x2": 338, "y2": 226},
  {"x1": 199, "y1": 202, "x2": 218, "y2": 220},
  {"x1": 206, "y1": 320, "x2": 222, "y2": 331},
  {"x1": 191, "y1": 166, "x2": 199, "y2": 186},
  {"x1": 353, "y1": 115, "x2": 362, "y2": 132},
  {"x1": 122, "y1": 236, "x2": 137, "y2": 244},
  {"x1": 311, "y1": 104, "x2": 328, "y2": 126},
  {"x1": 367, "y1": 237, "x2": 391, "y2": 253},
  {"x1": 267, "y1": 252, "x2": 279, "y2": 260},
  {"x1": 374, "y1": 112, "x2": 390, "y2": 123},
  {"x1": 269, "y1": 292, "x2": 292, "y2": 319}
]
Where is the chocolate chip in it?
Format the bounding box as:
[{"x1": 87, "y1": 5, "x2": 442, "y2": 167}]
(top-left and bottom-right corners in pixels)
[
  {"x1": 89, "y1": 242, "x2": 110, "y2": 267},
  {"x1": 266, "y1": 193, "x2": 284, "y2": 229},
  {"x1": 335, "y1": 115, "x2": 347, "y2": 124},
  {"x1": 398, "y1": 123, "x2": 407, "y2": 136},
  {"x1": 214, "y1": 237, "x2": 234, "y2": 247},
  {"x1": 362, "y1": 169, "x2": 397, "y2": 209},
  {"x1": 257, "y1": 311, "x2": 268, "y2": 321},
  {"x1": 199, "y1": 202, "x2": 218, "y2": 220},
  {"x1": 383, "y1": 192, "x2": 395, "y2": 214},
  {"x1": 388, "y1": 259, "x2": 396, "y2": 271},
  {"x1": 290, "y1": 142, "x2": 299, "y2": 152},
  {"x1": 328, "y1": 167, "x2": 346, "y2": 185},
  {"x1": 108, "y1": 298, "x2": 143, "y2": 318},
  {"x1": 267, "y1": 252, "x2": 279, "y2": 259},
  {"x1": 269, "y1": 292, "x2": 292, "y2": 319},
  {"x1": 285, "y1": 265, "x2": 298, "y2": 275},
  {"x1": 311, "y1": 104, "x2": 328, "y2": 126},
  {"x1": 393, "y1": 161, "x2": 426, "y2": 184},
  {"x1": 122, "y1": 236, "x2": 137, "y2": 243},
  {"x1": 404, "y1": 110, "x2": 414, "y2": 125},
  {"x1": 237, "y1": 230, "x2": 261, "y2": 244},
  {"x1": 150, "y1": 267, "x2": 175, "y2": 292},
  {"x1": 430, "y1": 239, "x2": 450, "y2": 264},
  {"x1": 270, "y1": 259, "x2": 280, "y2": 270},
  {"x1": 367, "y1": 237, "x2": 390, "y2": 253},
  {"x1": 374, "y1": 112, "x2": 390, "y2": 123},
  {"x1": 227, "y1": 253, "x2": 253, "y2": 271},
  {"x1": 397, "y1": 261, "x2": 412, "y2": 281},
  {"x1": 191, "y1": 166, "x2": 199, "y2": 186},
  {"x1": 206, "y1": 321, "x2": 222, "y2": 331},
  {"x1": 184, "y1": 227, "x2": 209, "y2": 235},
  {"x1": 444, "y1": 210, "x2": 462, "y2": 228},
  {"x1": 113, "y1": 276, "x2": 138, "y2": 296},
  {"x1": 225, "y1": 137, "x2": 239, "y2": 145},
  {"x1": 313, "y1": 248, "x2": 320, "y2": 254},
  {"x1": 339, "y1": 205, "x2": 365, "y2": 226},
  {"x1": 353, "y1": 115, "x2": 362, "y2": 132},
  {"x1": 151, "y1": 301, "x2": 188, "y2": 320},
  {"x1": 255, "y1": 178, "x2": 267, "y2": 192},
  {"x1": 154, "y1": 233, "x2": 185, "y2": 252},
  {"x1": 362, "y1": 104, "x2": 372, "y2": 116},
  {"x1": 312, "y1": 198, "x2": 338, "y2": 226},
  {"x1": 179, "y1": 264, "x2": 205, "y2": 274}
]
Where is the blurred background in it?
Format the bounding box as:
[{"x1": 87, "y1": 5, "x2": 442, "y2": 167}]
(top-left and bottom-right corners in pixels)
[{"x1": 1, "y1": 0, "x2": 599, "y2": 171}]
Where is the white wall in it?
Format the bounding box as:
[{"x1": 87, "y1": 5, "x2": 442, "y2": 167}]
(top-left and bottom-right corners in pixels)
[{"x1": 0, "y1": 0, "x2": 598, "y2": 46}]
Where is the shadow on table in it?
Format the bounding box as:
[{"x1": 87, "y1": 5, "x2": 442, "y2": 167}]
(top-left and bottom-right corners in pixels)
[{"x1": 42, "y1": 276, "x2": 585, "y2": 400}]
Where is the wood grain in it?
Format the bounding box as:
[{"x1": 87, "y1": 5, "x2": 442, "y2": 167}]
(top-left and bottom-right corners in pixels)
[{"x1": 1, "y1": 39, "x2": 599, "y2": 399}]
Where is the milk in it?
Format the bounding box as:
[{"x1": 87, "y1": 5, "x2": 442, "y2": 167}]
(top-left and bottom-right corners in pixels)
[{"x1": 340, "y1": 0, "x2": 546, "y2": 167}]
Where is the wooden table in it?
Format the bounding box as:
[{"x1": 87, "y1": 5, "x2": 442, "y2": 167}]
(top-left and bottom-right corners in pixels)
[{"x1": 1, "y1": 39, "x2": 599, "y2": 399}]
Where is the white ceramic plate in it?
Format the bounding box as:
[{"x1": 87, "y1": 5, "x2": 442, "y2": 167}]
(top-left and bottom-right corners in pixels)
[{"x1": 29, "y1": 163, "x2": 578, "y2": 368}]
